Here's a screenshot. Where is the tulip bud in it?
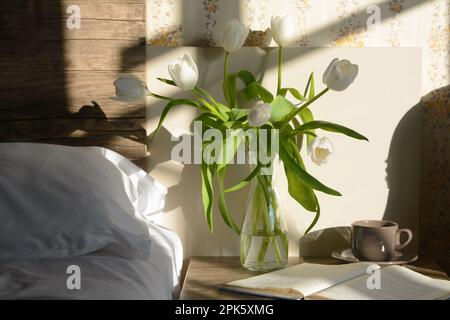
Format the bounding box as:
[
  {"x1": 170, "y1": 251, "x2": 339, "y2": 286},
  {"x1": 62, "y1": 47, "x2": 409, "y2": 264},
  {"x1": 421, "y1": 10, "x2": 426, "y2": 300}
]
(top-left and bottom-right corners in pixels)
[
  {"x1": 271, "y1": 15, "x2": 296, "y2": 47},
  {"x1": 248, "y1": 102, "x2": 271, "y2": 127},
  {"x1": 168, "y1": 53, "x2": 199, "y2": 91},
  {"x1": 323, "y1": 58, "x2": 359, "y2": 91},
  {"x1": 221, "y1": 19, "x2": 250, "y2": 53},
  {"x1": 114, "y1": 74, "x2": 147, "y2": 101},
  {"x1": 307, "y1": 137, "x2": 334, "y2": 165}
]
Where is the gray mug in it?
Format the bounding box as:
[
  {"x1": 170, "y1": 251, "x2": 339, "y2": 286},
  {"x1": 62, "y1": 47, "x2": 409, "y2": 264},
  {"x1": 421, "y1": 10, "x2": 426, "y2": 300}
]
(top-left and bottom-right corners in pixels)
[{"x1": 351, "y1": 220, "x2": 413, "y2": 261}]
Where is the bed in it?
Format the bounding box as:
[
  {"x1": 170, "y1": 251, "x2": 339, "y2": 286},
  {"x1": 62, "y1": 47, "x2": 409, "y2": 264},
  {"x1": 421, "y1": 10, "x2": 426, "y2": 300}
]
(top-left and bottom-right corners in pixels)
[
  {"x1": 0, "y1": 143, "x2": 183, "y2": 300},
  {"x1": 0, "y1": 0, "x2": 184, "y2": 300}
]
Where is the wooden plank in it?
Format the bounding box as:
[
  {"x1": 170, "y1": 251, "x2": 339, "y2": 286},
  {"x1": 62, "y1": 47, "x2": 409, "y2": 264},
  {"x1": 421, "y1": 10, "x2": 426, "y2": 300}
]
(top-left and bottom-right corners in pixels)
[
  {"x1": 0, "y1": 117, "x2": 147, "y2": 161},
  {"x1": 22, "y1": 138, "x2": 147, "y2": 161},
  {"x1": 0, "y1": 1, "x2": 145, "y2": 20},
  {"x1": 0, "y1": 118, "x2": 146, "y2": 139},
  {"x1": 20, "y1": 2, "x2": 145, "y2": 20},
  {"x1": 0, "y1": 0, "x2": 147, "y2": 162},
  {"x1": 0, "y1": 118, "x2": 147, "y2": 160},
  {"x1": 0, "y1": 39, "x2": 145, "y2": 72},
  {"x1": 0, "y1": 71, "x2": 145, "y2": 119},
  {"x1": 0, "y1": 19, "x2": 145, "y2": 41}
]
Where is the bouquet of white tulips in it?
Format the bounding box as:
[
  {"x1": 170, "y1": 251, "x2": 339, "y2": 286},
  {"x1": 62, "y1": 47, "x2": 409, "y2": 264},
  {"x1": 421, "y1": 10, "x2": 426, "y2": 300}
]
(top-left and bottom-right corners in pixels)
[{"x1": 115, "y1": 16, "x2": 367, "y2": 242}]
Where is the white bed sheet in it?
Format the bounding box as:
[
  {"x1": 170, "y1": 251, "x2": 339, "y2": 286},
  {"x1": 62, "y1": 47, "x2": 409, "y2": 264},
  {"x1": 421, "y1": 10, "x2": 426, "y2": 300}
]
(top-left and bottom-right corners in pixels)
[{"x1": 0, "y1": 223, "x2": 183, "y2": 300}]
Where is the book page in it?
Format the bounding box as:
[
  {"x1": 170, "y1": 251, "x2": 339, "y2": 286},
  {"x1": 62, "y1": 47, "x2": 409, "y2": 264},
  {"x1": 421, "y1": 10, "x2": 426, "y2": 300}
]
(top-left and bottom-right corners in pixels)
[
  {"x1": 225, "y1": 262, "x2": 378, "y2": 298},
  {"x1": 311, "y1": 265, "x2": 450, "y2": 300}
]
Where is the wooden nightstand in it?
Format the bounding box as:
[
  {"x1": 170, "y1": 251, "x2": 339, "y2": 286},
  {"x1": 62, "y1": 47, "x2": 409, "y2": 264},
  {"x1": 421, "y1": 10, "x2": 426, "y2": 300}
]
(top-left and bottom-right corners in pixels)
[{"x1": 179, "y1": 256, "x2": 449, "y2": 300}]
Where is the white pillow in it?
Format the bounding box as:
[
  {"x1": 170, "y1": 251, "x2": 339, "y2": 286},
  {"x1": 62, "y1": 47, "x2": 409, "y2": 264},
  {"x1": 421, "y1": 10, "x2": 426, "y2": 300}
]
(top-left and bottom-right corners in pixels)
[
  {"x1": 0, "y1": 143, "x2": 167, "y2": 259},
  {"x1": 97, "y1": 147, "x2": 167, "y2": 222}
]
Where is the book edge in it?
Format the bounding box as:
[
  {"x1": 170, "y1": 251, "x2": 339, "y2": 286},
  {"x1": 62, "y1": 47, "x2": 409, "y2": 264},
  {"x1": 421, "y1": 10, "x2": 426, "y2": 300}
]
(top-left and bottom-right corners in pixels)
[{"x1": 219, "y1": 284, "x2": 304, "y2": 300}]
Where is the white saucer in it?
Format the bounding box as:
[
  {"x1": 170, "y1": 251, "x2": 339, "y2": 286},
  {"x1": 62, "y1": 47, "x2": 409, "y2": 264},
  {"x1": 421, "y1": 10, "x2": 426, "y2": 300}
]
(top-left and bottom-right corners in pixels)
[{"x1": 332, "y1": 248, "x2": 418, "y2": 266}]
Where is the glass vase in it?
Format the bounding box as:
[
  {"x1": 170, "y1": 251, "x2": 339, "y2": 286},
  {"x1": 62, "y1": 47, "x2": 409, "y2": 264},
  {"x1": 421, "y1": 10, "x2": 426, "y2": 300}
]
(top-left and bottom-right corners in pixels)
[{"x1": 240, "y1": 167, "x2": 288, "y2": 271}]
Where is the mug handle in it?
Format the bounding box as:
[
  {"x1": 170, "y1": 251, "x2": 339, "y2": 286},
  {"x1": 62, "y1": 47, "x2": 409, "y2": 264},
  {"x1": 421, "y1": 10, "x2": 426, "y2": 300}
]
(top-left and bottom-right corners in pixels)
[{"x1": 395, "y1": 228, "x2": 413, "y2": 251}]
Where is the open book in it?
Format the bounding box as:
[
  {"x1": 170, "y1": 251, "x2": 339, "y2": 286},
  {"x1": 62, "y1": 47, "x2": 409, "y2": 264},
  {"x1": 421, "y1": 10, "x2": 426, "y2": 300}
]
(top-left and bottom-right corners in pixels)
[{"x1": 220, "y1": 263, "x2": 450, "y2": 300}]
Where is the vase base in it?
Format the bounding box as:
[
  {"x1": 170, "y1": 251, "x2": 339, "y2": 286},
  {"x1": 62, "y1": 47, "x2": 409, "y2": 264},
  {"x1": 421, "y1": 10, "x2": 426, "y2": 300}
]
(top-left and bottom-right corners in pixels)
[{"x1": 241, "y1": 261, "x2": 288, "y2": 272}]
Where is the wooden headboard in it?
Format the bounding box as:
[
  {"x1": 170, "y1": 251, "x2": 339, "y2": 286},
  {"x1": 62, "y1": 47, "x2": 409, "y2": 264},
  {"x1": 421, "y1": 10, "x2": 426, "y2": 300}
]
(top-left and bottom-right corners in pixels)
[{"x1": 0, "y1": 1, "x2": 147, "y2": 163}]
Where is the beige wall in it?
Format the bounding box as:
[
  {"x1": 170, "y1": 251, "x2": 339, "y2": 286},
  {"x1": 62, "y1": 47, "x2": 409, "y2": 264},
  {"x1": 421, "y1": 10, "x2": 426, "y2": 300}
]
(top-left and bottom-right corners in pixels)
[{"x1": 146, "y1": 47, "x2": 422, "y2": 258}]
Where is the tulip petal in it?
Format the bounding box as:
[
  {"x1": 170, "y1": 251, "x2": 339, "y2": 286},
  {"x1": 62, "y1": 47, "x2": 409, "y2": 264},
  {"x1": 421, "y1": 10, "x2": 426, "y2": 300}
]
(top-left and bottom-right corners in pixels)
[
  {"x1": 221, "y1": 20, "x2": 249, "y2": 53},
  {"x1": 168, "y1": 53, "x2": 199, "y2": 91},
  {"x1": 114, "y1": 74, "x2": 146, "y2": 101},
  {"x1": 322, "y1": 58, "x2": 358, "y2": 91}
]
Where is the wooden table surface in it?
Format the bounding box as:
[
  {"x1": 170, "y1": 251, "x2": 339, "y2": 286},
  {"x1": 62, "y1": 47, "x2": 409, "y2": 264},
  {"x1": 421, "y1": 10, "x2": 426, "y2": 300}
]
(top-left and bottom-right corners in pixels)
[{"x1": 179, "y1": 256, "x2": 449, "y2": 300}]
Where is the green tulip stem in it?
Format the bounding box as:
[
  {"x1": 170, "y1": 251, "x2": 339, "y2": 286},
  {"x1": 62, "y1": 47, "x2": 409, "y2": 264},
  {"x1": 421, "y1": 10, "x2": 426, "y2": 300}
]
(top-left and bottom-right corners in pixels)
[
  {"x1": 192, "y1": 89, "x2": 226, "y2": 122},
  {"x1": 147, "y1": 91, "x2": 172, "y2": 101},
  {"x1": 277, "y1": 46, "x2": 283, "y2": 96},
  {"x1": 223, "y1": 52, "x2": 230, "y2": 106},
  {"x1": 283, "y1": 87, "x2": 329, "y2": 126}
]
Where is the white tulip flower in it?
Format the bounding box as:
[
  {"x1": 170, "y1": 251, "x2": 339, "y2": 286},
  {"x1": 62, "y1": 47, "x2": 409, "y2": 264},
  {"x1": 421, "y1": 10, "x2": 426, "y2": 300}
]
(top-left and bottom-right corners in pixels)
[
  {"x1": 221, "y1": 19, "x2": 249, "y2": 53},
  {"x1": 307, "y1": 137, "x2": 334, "y2": 165},
  {"x1": 248, "y1": 102, "x2": 271, "y2": 127},
  {"x1": 271, "y1": 15, "x2": 296, "y2": 47},
  {"x1": 114, "y1": 74, "x2": 147, "y2": 101},
  {"x1": 168, "y1": 53, "x2": 199, "y2": 91},
  {"x1": 323, "y1": 58, "x2": 359, "y2": 91}
]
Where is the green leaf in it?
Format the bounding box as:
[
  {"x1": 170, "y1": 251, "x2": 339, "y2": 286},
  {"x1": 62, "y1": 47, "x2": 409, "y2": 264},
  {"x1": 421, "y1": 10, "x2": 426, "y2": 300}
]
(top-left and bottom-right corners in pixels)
[
  {"x1": 225, "y1": 69, "x2": 255, "y2": 110},
  {"x1": 291, "y1": 116, "x2": 303, "y2": 150},
  {"x1": 237, "y1": 70, "x2": 256, "y2": 86},
  {"x1": 241, "y1": 82, "x2": 274, "y2": 103},
  {"x1": 193, "y1": 88, "x2": 229, "y2": 121},
  {"x1": 217, "y1": 129, "x2": 244, "y2": 171},
  {"x1": 270, "y1": 95, "x2": 295, "y2": 122},
  {"x1": 255, "y1": 83, "x2": 274, "y2": 103},
  {"x1": 217, "y1": 168, "x2": 241, "y2": 235},
  {"x1": 195, "y1": 113, "x2": 225, "y2": 131},
  {"x1": 281, "y1": 88, "x2": 329, "y2": 125},
  {"x1": 279, "y1": 88, "x2": 307, "y2": 101},
  {"x1": 299, "y1": 107, "x2": 315, "y2": 145},
  {"x1": 196, "y1": 87, "x2": 230, "y2": 112},
  {"x1": 157, "y1": 78, "x2": 176, "y2": 87},
  {"x1": 229, "y1": 108, "x2": 249, "y2": 121},
  {"x1": 291, "y1": 121, "x2": 369, "y2": 141},
  {"x1": 299, "y1": 107, "x2": 314, "y2": 123},
  {"x1": 201, "y1": 162, "x2": 215, "y2": 233},
  {"x1": 283, "y1": 139, "x2": 317, "y2": 211},
  {"x1": 302, "y1": 131, "x2": 317, "y2": 137},
  {"x1": 284, "y1": 134, "x2": 321, "y2": 234},
  {"x1": 304, "y1": 72, "x2": 315, "y2": 99},
  {"x1": 279, "y1": 142, "x2": 342, "y2": 196},
  {"x1": 304, "y1": 195, "x2": 320, "y2": 235},
  {"x1": 224, "y1": 164, "x2": 261, "y2": 193},
  {"x1": 284, "y1": 165, "x2": 317, "y2": 212},
  {"x1": 150, "y1": 99, "x2": 201, "y2": 145},
  {"x1": 217, "y1": 103, "x2": 231, "y2": 112},
  {"x1": 223, "y1": 121, "x2": 237, "y2": 129}
]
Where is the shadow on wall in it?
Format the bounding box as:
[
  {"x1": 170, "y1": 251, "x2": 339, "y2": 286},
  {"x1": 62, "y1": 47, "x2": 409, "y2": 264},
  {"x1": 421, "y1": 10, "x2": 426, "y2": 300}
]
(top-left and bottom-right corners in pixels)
[
  {"x1": 145, "y1": 124, "x2": 252, "y2": 257},
  {"x1": 0, "y1": 1, "x2": 147, "y2": 158},
  {"x1": 382, "y1": 103, "x2": 422, "y2": 253},
  {"x1": 299, "y1": 103, "x2": 422, "y2": 258},
  {"x1": 419, "y1": 86, "x2": 450, "y2": 275},
  {"x1": 0, "y1": 1, "x2": 67, "y2": 131}
]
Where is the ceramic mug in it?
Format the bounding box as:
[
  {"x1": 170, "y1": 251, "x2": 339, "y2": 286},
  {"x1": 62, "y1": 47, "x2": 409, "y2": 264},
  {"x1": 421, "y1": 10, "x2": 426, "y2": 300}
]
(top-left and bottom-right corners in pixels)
[{"x1": 351, "y1": 220, "x2": 413, "y2": 262}]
